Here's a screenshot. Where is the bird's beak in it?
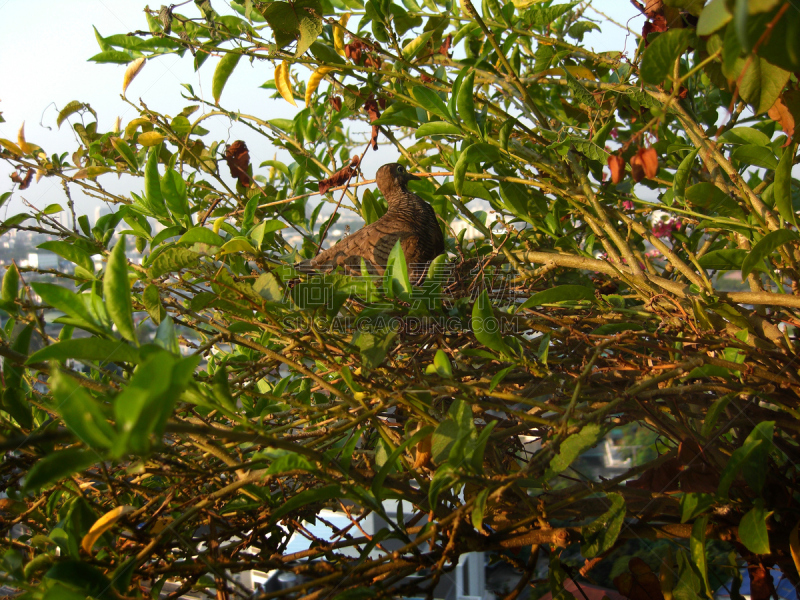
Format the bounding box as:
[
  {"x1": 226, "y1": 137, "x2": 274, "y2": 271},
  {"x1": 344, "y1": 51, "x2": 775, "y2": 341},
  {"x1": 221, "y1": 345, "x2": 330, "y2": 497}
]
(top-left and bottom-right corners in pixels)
[{"x1": 406, "y1": 172, "x2": 421, "y2": 181}]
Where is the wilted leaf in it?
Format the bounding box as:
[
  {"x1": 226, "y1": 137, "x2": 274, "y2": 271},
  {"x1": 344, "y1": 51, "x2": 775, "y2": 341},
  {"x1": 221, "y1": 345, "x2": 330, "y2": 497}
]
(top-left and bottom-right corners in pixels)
[
  {"x1": 122, "y1": 57, "x2": 145, "y2": 93},
  {"x1": 224, "y1": 140, "x2": 251, "y2": 187},
  {"x1": 608, "y1": 153, "x2": 625, "y2": 184},
  {"x1": 275, "y1": 60, "x2": 297, "y2": 106}
]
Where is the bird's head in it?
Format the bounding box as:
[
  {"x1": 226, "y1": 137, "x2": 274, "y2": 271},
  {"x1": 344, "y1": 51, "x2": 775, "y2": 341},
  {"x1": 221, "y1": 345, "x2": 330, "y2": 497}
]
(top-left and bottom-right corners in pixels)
[{"x1": 376, "y1": 162, "x2": 420, "y2": 193}]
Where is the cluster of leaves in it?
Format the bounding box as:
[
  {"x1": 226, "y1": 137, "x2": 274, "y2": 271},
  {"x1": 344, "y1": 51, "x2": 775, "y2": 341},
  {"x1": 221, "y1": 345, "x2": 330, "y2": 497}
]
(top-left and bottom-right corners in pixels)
[{"x1": 2, "y1": 0, "x2": 800, "y2": 598}]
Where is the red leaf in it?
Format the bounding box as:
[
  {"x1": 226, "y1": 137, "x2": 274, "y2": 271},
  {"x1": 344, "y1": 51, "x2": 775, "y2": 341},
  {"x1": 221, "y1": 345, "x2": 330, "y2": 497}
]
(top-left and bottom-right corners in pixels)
[
  {"x1": 630, "y1": 147, "x2": 659, "y2": 182},
  {"x1": 330, "y1": 96, "x2": 342, "y2": 112},
  {"x1": 768, "y1": 96, "x2": 795, "y2": 142},
  {"x1": 642, "y1": 15, "x2": 668, "y2": 42},
  {"x1": 608, "y1": 154, "x2": 625, "y2": 184},
  {"x1": 438, "y1": 34, "x2": 452, "y2": 57},
  {"x1": 748, "y1": 563, "x2": 775, "y2": 600},
  {"x1": 224, "y1": 140, "x2": 251, "y2": 188}
]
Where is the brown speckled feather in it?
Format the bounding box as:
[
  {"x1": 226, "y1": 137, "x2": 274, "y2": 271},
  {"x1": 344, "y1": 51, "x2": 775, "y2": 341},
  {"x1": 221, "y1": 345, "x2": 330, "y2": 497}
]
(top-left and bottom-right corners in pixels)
[{"x1": 298, "y1": 163, "x2": 445, "y2": 280}]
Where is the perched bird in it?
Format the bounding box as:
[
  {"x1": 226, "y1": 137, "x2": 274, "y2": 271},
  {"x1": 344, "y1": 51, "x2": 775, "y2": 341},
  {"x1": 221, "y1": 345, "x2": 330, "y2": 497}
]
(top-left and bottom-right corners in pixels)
[{"x1": 297, "y1": 163, "x2": 445, "y2": 282}]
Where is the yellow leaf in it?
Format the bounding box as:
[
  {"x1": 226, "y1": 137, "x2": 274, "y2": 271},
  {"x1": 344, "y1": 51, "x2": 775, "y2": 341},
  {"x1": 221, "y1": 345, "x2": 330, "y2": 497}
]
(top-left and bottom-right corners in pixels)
[
  {"x1": 791, "y1": 521, "x2": 800, "y2": 576},
  {"x1": 334, "y1": 13, "x2": 350, "y2": 56},
  {"x1": 213, "y1": 217, "x2": 226, "y2": 234},
  {"x1": 537, "y1": 66, "x2": 597, "y2": 81},
  {"x1": 123, "y1": 57, "x2": 146, "y2": 94},
  {"x1": 81, "y1": 505, "x2": 135, "y2": 554},
  {"x1": 138, "y1": 131, "x2": 166, "y2": 146},
  {"x1": 125, "y1": 117, "x2": 152, "y2": 139},
  {"x1": 305, "y1": 66, "x2": 335, "y2": 105},
  {"x1": 0, "y1": 138, "x2": 23, "y2": 156},
  {"x1": 113, "y1": 116, "x2": 121, "y2": 134},
  {"x1": 73, "y1": 168, "x2": 88, "y2": 180},
  {"x1": 275, "y1": 61, "x2": 297, "y2": 107},
  {"x1": 86, "y1": 166, "x2": 112, "y2": 179},
  {"x1": 18, "y1": 123, "x2": 34, "y2": 155},
  {"x1": 219, "y1": 238, "x2": 258, "y2": 255}
]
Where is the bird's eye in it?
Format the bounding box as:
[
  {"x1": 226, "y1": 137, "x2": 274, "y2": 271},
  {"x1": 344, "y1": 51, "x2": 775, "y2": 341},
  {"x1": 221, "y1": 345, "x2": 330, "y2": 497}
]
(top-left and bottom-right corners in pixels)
[{"x1": 397, "y1": 165, "x2": 405, "y2": 173}]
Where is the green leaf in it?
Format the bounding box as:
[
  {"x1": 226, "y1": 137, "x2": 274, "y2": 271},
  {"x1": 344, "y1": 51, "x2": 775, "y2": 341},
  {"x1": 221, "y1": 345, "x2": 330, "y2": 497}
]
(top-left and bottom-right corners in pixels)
[
  {"x1": 296, "y1": 12, "x2": 323, "y2": 57},
  {"x1": 415, "y1": 122, "x2": 464, "y2": 137},
  {"x1": 546, "y1": 423, "x2": 603, "y2": 478},
  {"x1": 2, "y1": 263, "x2": 20, "y2": 303},
  {"x1": 88, "y1": 50, "x2": 136, "y2": 64},
  {"x1": 741, "y1": 230, "x2": 799, "y2": 279},
  {"x1": 690, "y1": 515, "x2": 712, "y2": 596},
  {"x1": 149, "y1": 248, "x2": 201, "y2": 278},
  {"x1": 471, "y1": 488, "x2": 491, "y2": 530},
  {"x1": 698, "y1": 249, "x2": 749, "y2": 271},
  {"x1": 105, "y1": 236, "x2": 136, "y2": 344},
  {"x1": 57, "y1": 101, "x2": 91, "y2": 129},
  {"x1": 457, "y1": 70, "x2": 479, "y2": 133},
  {"x1": 31, "y1": 282, "x2": 98, "y2": 326},
  {"x1": 402, "y1": 30, "x2": 434, "y2": 60},
  {"x1": 563, "y1": 64, "x2": 599, "y2": 107},
  {"x1": 409, "y1": 86, "x2": 451, "y2": 121},
  {"x1": 674, "y1": 149, "x2": 697, "y2": 203},
  {"x1": 219, "y1": 237, "x2": 258, "y2": 255},
  {"x1": 142, "y1": 284, "x2": 165, "y2": 324},
  {"x1": 741, "y1": 421, "x2": 774, "y2": 496},
  {"x1": 472, "y1": 290, "x2": 509, "y2": 355},
  {"x1": 738, "y1": 56, "x2": 790, "y2": 114},
  {"x1": 720, "y1": 127, "x2": 772, "y2": 146},
  {"x1": 28, "y1": 338, "x2": 141, "y2": 365},
  {"x1": 425, "y1": 349, "x2": 453, "y2": 378},
  {"x1": 429, "y1": 464, "x2": 458, "y2": 507},
  {"x1": 686, "y1": 183, "x2": 744, "y2": 219},
  {"x1": 697, "y1": 0, "x2": 732, "y2": 35},
  {"x1": 259, "y1": 448, "x2": 317, "y2": 474},
  {"x1": 680, "y1": 493, "x2": 715, "y2": 523},
  {"x1": 774, "y1": 143, "x2": 797, "y2": 227},
  {"x1": 112, "y1": 351, "x2": 198, "y2": 455},
  {"x1": 518, "y1": 285, "x2": 595, "y2": 311},
  {"x1": 371, "y1": 426, "x2": 433, "y2": 497},
  {"x1": 384, "y1": 240, "x2": 411, "y2": 299},
  {"x1": 212, "y1": 52, "x2": 242, "y2": 104},
  {"x1": 144, "y1": 148, "x2": 167, "y2": 218},
  {"x1": 23, "y1": 448, "x2": 97, "y2": 493},
  {"x1": 110, "y1": 137, "x2": 138, "y2": 171},
  {"x1": 45, "y1": 561, "x2": 117, "y2": 600},
  {"x1": 739, "y1": 503, "x2": 771, "y2": 554},
  {"x1": 731, "y1": 145, "x2": 778, "y2": 169},
  {"x1": 269, "y1": 484, "x2": 340, "y2": 524},
  {"x1": 640, "y1": 29, "x2": 693, "y2": 85},
  {"x1": 580, "y1": 493, "x2": 626, "y2": 558},
  {"x1": 160, "y1": 169, "x2": 189, "y2": 221},
  {"x1": 51, "y1": 370, "x2": 116, "y2": 449},
  {"x1": 718, "y1": 439, "x2": 762, "y2": 499},
  {"x1": 435, "y1": 181, "x2": 493, "y2": 201},
  {"x1": 38, "y1": 241, "x2": 95, "y2": 274},
  {"x1": 178, "y1": 228, "x2": 225, "y2": 246}
]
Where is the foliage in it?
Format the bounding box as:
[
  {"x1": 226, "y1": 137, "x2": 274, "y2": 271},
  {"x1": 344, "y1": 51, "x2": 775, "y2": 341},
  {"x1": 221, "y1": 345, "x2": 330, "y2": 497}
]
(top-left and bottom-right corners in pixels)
[{"x1": 2, "y1": 0, "x2": 800, "y2": 598}]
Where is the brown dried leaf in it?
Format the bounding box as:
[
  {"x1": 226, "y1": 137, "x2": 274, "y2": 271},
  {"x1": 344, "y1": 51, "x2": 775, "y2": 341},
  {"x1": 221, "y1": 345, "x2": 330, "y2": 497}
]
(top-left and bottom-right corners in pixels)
[
  {"x1": 224, "y1": 140, "x2": 251, "y2": 188},
  {"x1": 644, "y1": 0, "x2": 663, "y2": 18},
  {"x1": 613, "y1": 558, "x2": 664, "y2": 600},
  {"x1": 748, "y1": 563, "x2": 774, "y2": 600},
  {"x1": 768, "y1": 97, "x2": 795, "y2": 143},
  {"x1": 318, "y1": 161, "x2": 358, "y2": 194},
  {"x1": 438, "y1": 34, "x2": 452, "y2": 57},
  {"x1": 642, "y1": 15, "x2": 668, "y2": 41},
  {"x1": 608, "y1": 154, "x2": 625, "y2": 184},
  {"x1": 364, "y1": 98, "x2": 381, "y2": 151},
  {"x1": 626, "y1": 457, "x2": 681, "y2": 492},
  {"x1": 330, "y1": 96, "x2": 342, "y2": 112},
  {"x1": 11, "y1": 168, "x2": 34, "y2": 190}
]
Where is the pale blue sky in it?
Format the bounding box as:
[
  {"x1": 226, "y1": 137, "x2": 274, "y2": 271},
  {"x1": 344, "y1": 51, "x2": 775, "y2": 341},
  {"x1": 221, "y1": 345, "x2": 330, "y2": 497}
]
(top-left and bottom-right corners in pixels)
[{"x1": 0, "y1": 0, "x2": 642, "y2": 219}]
